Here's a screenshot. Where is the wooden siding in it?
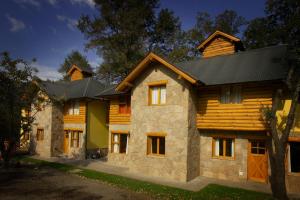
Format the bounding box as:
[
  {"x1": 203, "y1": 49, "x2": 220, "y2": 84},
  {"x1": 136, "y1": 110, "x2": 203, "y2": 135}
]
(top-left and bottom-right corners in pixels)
[
  {"x1": 63, "y1": 101, "x2": 86, "y2": 123},
  {"x1": 202, "y1": 36, "x2": 235, "y2": 58},
  {"x1": 109, "y1": 99, "x2": 130, "y2": 125},
  {"x1": 197, "y1": 84, "x2": 274, "y2": 131},
  {"x1": 70, "y1": 69, "x2": 84, "y2": 81}
]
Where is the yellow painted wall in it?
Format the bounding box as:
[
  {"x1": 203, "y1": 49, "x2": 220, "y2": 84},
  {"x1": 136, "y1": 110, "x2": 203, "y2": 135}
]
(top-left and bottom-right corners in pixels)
[
  {"x1": 87, "y1": 101, "x2": 109, "y2": 149},
  {"x1": 276, "y1": 100, "x2": 300, "y2": 133}
]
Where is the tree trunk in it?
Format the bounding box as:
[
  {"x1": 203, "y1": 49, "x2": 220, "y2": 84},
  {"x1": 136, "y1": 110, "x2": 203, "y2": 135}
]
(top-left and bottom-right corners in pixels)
[{"x1": 268, "y1": 143, "x2": 289, "y2": 200}]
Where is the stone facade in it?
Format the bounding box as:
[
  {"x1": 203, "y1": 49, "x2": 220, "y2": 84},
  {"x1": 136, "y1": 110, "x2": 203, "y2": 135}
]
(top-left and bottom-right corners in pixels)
[
  {"x1": 64, "y1": 123, "x2": 86, "y2": 159},
  {"x1": 199, "y1": 132, "x2": 248, "y2": 181},
  {"x1": 107, "y1": 64, "x2": 198, "y2": 182},
  {"x1": 51, "y1": 102, "x2": 64, "y2": 156},
  {"x1": 107, "y1": 124, "x2": 131, "y2": 166},
  {"x1": 31, "y1": 101, "x2": 64, "y2": 157}
]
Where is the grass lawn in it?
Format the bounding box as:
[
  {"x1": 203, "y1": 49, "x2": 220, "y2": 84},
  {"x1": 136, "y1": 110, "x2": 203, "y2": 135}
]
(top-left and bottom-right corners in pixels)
[{"x1": 16, "y1": 156, "x2": 272, "y2": 200}]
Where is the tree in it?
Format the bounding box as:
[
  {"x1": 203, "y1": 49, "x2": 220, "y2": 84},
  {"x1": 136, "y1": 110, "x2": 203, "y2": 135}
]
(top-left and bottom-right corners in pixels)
[
  {"x1": 244, "y1": 0, "x2": 300, "y2": 199},
  {"x1": 78, "y1": 0, "x2": 183, "y2": 82},
  {"x1": 58, "y1": 50, "x2": 92, "y2": 80},
  {"x1": 0, "y1": 52, "x2": 39, "y2": 165}
]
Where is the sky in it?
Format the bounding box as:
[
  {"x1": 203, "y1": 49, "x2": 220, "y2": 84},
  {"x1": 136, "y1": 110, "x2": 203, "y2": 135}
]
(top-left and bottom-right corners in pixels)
[{"x1": 0, "y1": 0, "x2": 266, "y2": 80}]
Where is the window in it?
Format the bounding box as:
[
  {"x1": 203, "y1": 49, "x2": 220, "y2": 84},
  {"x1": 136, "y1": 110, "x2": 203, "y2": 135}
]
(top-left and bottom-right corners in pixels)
[
  {"x1": 149, "y1": 85, "x2": 166, "y2": 105},
  {"x1": 70, "y1": 131, "x2": 81, "y2": 148},
  {"x1": 290, "y1": 142, "x2": 300, "y2": 173},
  {"x1": 147, "y1": 136, "x2": 165, "y2": 156},
  {"x1": 68, "y1": 101, "x2": 80, "y2": 115},
  {"x1": 220, "y1": 85, "x2": 242, "y2": 104},
  {"x1": 119, "y1": 96, "x2": 131, "y2": 114},
  {"x1": 213, "y1": 137, "x2": 234, "y2": 158},
  {"x1": 36, "y1": 128, "x2": 44, "y2": 141},
  {"x1": 251, "y1": 140, "x2": 266, "y2": 155},
  {"x1": 111, "y1": 132, "x2": 129, "y2": 153}
]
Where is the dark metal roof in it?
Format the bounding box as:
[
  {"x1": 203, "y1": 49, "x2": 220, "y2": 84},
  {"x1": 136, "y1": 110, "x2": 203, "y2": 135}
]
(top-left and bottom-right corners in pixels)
[
  {"x1": 40, "y1": 78, "x2": 106, "y2": 101},
  {"x1": 174, "y1": 45, "x2": 288, "y2": 85},
  {"x1": 96, "y1": 84, "x2": 126, "y2": 97}
]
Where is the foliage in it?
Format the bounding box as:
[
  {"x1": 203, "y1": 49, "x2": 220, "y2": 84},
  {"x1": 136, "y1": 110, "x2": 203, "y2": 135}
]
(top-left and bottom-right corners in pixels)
[
  {"x1": 78, "y1": 0, "x2": 247, "y2": 82},
  {"x1": 19, "y1": 156, "x2": 271, "y2": 200},
  {"x1": 0, "y1": 52, "x2": 39, "y2": 147},
  {"x1": 244, "y1": 0, "x2": 300, "y2": 199},
  {"x1": 58, "y1": 50, "x2": 92, "y2": 80}
]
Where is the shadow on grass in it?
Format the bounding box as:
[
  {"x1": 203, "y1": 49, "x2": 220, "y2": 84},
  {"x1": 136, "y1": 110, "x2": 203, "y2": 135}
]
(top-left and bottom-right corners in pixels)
[{"x1": 15, "y1": 156, "x2": 272, "y2": 200}]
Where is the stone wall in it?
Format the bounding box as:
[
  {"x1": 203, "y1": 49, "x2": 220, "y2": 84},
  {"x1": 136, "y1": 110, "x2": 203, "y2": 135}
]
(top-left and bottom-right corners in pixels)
[
  {"x1": 64, "y1": 123, "x2": 86, "y2": 159},
  {"x1": 107, "y1": 124, "x2": 131, "y2": 166},
  {"x1": 199, "y1": 131, "x2": 249, "y2": 181},
  {"x1": 127, "y1": 64, "x2": 192, "y2": 182},
  {"x1": 186, "y1": 87, "x2": 200, "y2": 181},
  {"x1": 51, "y1": 102, "x2": 64, "y2": 156},
  {"x1": 31, "y1": 102, "x2": 53, "y2": 158}
]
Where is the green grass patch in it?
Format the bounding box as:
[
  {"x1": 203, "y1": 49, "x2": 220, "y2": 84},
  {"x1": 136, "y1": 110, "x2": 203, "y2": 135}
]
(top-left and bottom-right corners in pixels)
[{"x1": 17, "y1": 156, "x2": 271, "y2": 200}]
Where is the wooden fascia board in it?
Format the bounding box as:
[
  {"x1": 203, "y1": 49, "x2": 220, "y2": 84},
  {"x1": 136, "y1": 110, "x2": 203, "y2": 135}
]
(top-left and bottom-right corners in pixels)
[
  {"x1": 116, "y1": 53, "x2": 197, "y2": 92},
  {"x1": 197, "y1": 30, "x2": 241, "y2": 50},
  {"x1": 67, "y1": 64, "x2": 82, "y2": 75}
]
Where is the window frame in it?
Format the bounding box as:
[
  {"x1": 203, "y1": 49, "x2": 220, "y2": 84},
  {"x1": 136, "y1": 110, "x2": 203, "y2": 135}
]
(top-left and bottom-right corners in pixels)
[
  {"x1": 36, "y1": 128, "x2": 44, "y2": 141},
  {"x1": 118, "y1": 96, "x2": 131, "y2": 114},
  {"x1": 111, "y1": 131, "x2": 129, "y2": 154},
  {"x1": 146, "y1": 133, "x2": 166, "y2": 157},
  {"x1": 220, "y1": 85, "x2": 242, "y2": 104},
  {"x1": 70, "y1": 130, "x2": 81, "y2": 148},
  {"x1": 212, "y1": 137, "x2": 235, "y2": 160},
  {"x1": 148, "y1": 80, "x2": 168, "y2": 106},
  {"x1": 67, "y1": 101, "x2": 80, "y2": 115}
]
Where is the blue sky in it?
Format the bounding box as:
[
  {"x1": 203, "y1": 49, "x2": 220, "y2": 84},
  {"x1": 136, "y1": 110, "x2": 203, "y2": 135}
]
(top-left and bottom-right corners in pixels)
[{"x1": 0, "y1": 0, "x2": 266, "y2": 80}]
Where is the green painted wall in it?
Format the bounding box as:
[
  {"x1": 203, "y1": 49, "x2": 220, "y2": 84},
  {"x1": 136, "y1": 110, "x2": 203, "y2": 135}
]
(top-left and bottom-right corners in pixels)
[{"x1": 87, "y1": 101, "x2": 109, "y2": 149}]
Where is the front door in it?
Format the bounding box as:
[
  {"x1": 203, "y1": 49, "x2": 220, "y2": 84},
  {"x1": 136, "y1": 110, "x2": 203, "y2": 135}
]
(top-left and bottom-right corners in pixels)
[
  {"x1": 63, "y1": 131, "x2": 69, "y2": 154},
  {"x1": 248, "y1": 140, "x2": 268, "y2": 183}
]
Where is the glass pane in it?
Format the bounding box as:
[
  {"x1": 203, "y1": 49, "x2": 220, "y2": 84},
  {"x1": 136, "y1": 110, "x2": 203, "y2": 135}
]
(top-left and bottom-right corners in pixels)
[
  {"x1": 120, "y1": 134, "x2": 127, "y2": 153},
  {"x1": 151, "y1": 87, "x2": 159, "y2": 104},
  {"x1": 225, "y1": 139, "x2": 234, "y2": 157},
  {"x1": 113, "y1": 134, "x2": 119, "y2": 142},
  {"x1": 214, "y1": 139, "x2": 220, "y2": 156},
  {"x1": 68, "y1": 104, "x2": 74, "y2": 115},
  {"x1": 160, "y1": 86, "x2": 166, "y2": 104},
  {"x1": 74, "y1": 101, "x2": 80, "y2": 115},
  {"x1": 159, "y1": 137, "x2": 165, "y2": 155},
  {"x1": 113, "y1": 144, "x2": 119, "y2": 153},
  {"x1": 232, "y1": 86, "x2": 242, "y2": 104},
  {"x1": 258, "y1": 148, "x2": 265, "y2": 154},
  {"x1": 258, "y1": 141, "x2": 265, "y2": 148},
  {"x1": 251, "y1": 147, "x2": 257, "y2": 154},
  {"x1": 151, "y1": 137, "x2": 157, "y2": 154},
  {"x1": 219, "y1": 138, "x2": 224, "y2": 156},
  {"x1": 221, "y1": 86, "x2": 230, "y2": 104}
]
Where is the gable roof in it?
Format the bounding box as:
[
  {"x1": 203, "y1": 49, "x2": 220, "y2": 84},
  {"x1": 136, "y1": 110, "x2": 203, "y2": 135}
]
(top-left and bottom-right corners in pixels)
[
  {"x1": 67, "y1": 64, "x2": 93, "y2": 75},
  {"x1": 175, "y1": 45, "x2": 288, "y2": 85},
  {"x1": 39, "y1": 77, "x2": 106, "y2": 101},
  {"x1": 197, "y1": 30, "x2": 243, "y2": 51},
  {"x1": 116, "y1": 52, "x2": 198, "y2": 91}
]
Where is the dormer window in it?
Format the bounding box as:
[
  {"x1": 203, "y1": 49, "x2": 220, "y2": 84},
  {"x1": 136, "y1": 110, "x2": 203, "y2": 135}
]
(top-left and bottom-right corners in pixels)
[{"x1": 220, "y1": 85, "x2": 242, "y2": 104}]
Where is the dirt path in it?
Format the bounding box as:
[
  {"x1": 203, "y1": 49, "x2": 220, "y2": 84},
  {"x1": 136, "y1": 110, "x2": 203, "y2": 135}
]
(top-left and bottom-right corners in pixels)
[{"x1": 0, "y1": 164, "x2": 152, "y2": 200}]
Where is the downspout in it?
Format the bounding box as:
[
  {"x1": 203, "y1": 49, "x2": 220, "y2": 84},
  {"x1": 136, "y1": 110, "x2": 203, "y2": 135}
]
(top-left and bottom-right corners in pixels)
[{"x1": 85, "y1": 100, "x2": 88, "y2": 159}]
